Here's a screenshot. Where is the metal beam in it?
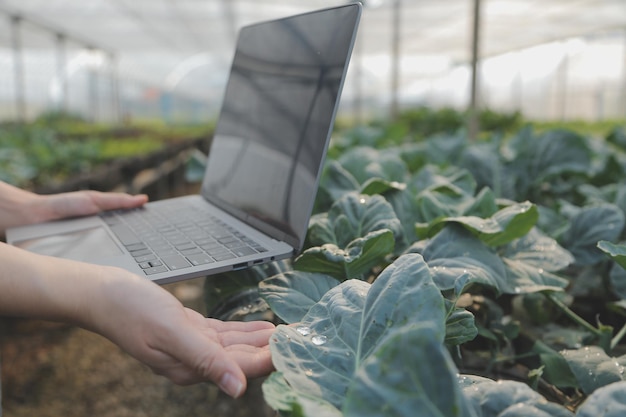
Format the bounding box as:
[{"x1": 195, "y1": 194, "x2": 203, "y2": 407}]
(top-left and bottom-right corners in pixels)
[
  {"x1": 390, "y1": 0, "x2": 401, "y2": 119},
  {"x1": 467, "y1": 0, "x2": 482, "y2": 140},
  {"x1": 56, "y1": 33, "x2": 68, "y2": 112},
  {"x1": 10, "y1": 15, "x2": 26, "y2": 122}
]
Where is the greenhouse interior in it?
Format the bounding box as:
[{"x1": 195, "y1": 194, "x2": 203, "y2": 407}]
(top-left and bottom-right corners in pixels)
[{"x1": 2, "y1": 1, "x2": 626, "y2": 417}]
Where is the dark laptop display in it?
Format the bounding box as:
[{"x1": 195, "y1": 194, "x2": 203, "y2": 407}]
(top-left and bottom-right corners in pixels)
[{"x1": 202, "y1": 5, "x2": 361, "y2": 251}]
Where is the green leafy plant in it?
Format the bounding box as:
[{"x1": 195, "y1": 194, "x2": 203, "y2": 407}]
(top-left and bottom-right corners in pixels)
[{"x1": 234, "y1": 116, "x2": 626, "y2": 416}]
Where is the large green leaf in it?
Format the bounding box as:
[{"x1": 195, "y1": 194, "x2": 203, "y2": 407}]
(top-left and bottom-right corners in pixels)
[
  {"x1": 459, "y1": 375, "x2": 574, "y2": 417},
  {"x1": 294, "y1": 229, "x2": 395, "y2": 280},
  {"x1": 414, "y1": 225, "x2": 570, "y2": 295},
  {"x1": 560, "y1": 346, "x2": 626, "y2": 395},
  {"x1": 258, "y1": 271, "x2": 341, "y2": 324},
  {"x1": 343, "y1": 323, "x2": 475, "y2": 417},
  {"x1": 460, "y1": 141, "x2": 504, "y2": 198},
  {"x1": 307, "y1": 193, "x2": 403, "y2": 248},
  {"x1": 530, "y1": 129, "x2": 593, "y2": 181},
  {"x1": 417, "y1": 201, "x2": 539, "y2": 246},
  {"x1": 598, "y1": 240, "x2": 626, "y2": 270},
  {"x1": 499, "y1": 228, "x2": 572, "y2": 293},
  {"x1": 361, "y1": 179, "x2": 420, "y2": 251},
  {"x1": 560, "y1": 204, "x2": 625, "y2": 266},
  {"x1": 530, "y1": 339, "x2": 579, "y2": 388},
  {"x1": 445, "y1": 303, "x2": 479, "y2": 346},
  {"x1": 317, "y1": 160, "x2": 361, "y2": 212},
  {"x1": 262, "y1": 372, "x2": 342, "y2": 417},
  {"x1": 411, "y1": 165, "x2": 477, "y2": 197},
  {"x1": 576, "y1": 381, "x2": 626, "y2": 417},
  {"x1": 415, "y1": 224, "x2": 508, "y2": 294},
  {"x1": 337, "y1": 146, "x2": 408, "y2": 184},
  {"x1": 264, "y1": 254, "x2": 446, "y2": 414}
]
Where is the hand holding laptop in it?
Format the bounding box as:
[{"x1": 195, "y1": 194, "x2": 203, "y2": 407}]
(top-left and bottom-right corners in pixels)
[
  {"x1": 0, "y1": 180, "x2": 275, "y2": 398},
  {"x1": 0, "y1": 180, "x2": 148, "y2": 236}
]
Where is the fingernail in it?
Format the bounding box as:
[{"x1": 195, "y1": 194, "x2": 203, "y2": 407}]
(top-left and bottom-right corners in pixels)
[{"x1": 219, "y1": 373, "x2": 244, "y2": 398}]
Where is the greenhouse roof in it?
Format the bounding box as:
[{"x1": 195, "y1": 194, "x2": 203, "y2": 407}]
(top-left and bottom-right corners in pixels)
[{"x1": 0, "y1": 0, "x2": 625, "y2": 121}]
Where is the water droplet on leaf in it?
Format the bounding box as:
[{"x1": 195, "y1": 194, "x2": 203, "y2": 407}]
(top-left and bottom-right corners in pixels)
[
  {"x1": 312, "y1": 335, "x2": 328, "y2": 346},
  {"x1": 296, "y1": 326, "x2": 312, "y2": 336}
]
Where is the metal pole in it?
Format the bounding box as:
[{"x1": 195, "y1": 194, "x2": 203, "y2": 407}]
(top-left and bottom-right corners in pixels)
[
  {"x1": 390, "y1": 0, "x2": 401, "y2": 120},
  {"x1": 88, "y1": 48, "x2": 98, "y2": 122},
  {"x1": 557, "y1": 46, "x2": 569, "y2": 121},
  {"x1": 467, "y1": 0, "x2": 482, "y2": 140},
  {"x1": 10, "y1": 15, "x2": 26, "y2": 122},
  {"x1": 622, "y1": 28, "x2": 626, "y2": 120},
  {"x1": 56, "y1": 33, "x2": 68, "y2": 113},
  {"x1": 109, "y1": 52, "x2": 121, "y2": 124},
  {"x1": 354, "y1": 36, "x2": 363, "y2": 125}
]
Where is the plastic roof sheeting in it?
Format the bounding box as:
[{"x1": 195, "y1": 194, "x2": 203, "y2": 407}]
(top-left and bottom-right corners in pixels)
[{"x1": 0, "y1": 0, "x2": 625, "y2": 122}]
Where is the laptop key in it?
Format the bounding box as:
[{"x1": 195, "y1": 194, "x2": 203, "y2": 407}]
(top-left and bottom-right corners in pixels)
[
  {"x1": 212, "y1": 252, "x2": 237, "y2": 261},
  {"x1": 161, "y1": 254, "x2": 192, "y2": 270},
  {"x1": 134, "y1": 254, "x2": 157, "y2": 263},
  {"x1": 231, "y1": 246, "x2": 258, "y2": 257},
  {"x1": 130, "y1": 249, "x2": 153, "y2": 258},
  {"x1": 110, "y1": 224, "x2": 141, "y2": 246},
  {"x1": 186, "y1": 253, "x2": 215, "y2": 266},
  {"x1": 143, "y1": 266, "x2": 169, "y2": 275}
]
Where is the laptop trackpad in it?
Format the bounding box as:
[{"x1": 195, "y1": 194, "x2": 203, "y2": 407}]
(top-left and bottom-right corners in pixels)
[{"x1": 14, "y1": 226, "x2": 123, "y2": 262}]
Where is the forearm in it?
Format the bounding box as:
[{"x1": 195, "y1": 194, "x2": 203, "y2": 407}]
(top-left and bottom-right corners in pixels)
[
  {"x1": 0, "y1": 242, "x2": 113, "y2": 328},
  {"x1": 0, "y1": 181, "x2": 44, "y2": 235}
]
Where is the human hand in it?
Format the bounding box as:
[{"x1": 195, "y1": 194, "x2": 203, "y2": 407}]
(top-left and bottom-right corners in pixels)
[
  {"x1": 0, "y1": 180, "x2": 148, "y2": 234},
  {"x1": 86, "y1": 268, "x2": 275, "y2": 398},
  {"x1": 0, "y1": 243, "x2": 275, "y2": 398},
  {"x1": 42, "y1": 190, "x2": 148, "y2": 222}
]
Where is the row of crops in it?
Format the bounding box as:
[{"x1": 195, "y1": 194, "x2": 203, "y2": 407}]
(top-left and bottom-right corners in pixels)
[
  {"x1": 204, "y1": 109, "x2": 626, "y2": 416},
  {"x1": 0, "y1": 111, "x2": 212, "y2": 190}
]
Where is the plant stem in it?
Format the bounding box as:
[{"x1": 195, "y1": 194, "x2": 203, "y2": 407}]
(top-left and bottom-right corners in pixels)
[
  {"x1": 611, "y1": 322, "x2": 626, "y2": 350},
  {"x1": 544, "y1": 293, "x2": 598, "y2": 335}
]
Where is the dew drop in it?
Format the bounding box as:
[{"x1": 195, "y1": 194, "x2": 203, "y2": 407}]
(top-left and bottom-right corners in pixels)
[
  {"x1": 359, "y1": 198, "x2": 367, "y2": 204},
  {"x1": 296, "y1": 326, "x2": 312, "y2": 336},
  {"x1": 305, "y1": 369, "x2": 314, "y2": 377},
  {"x1": 312, "y1": 335, "x2": 328, "y2": 346}
]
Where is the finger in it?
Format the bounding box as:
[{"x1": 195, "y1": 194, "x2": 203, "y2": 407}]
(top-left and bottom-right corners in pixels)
[
  {"x1": 47, "y1": 191, "x2": 147, "y2": 220},
  {"x1": 216, "y1": 327, "x2": 275, "y2": 348},
  {"x1": 225, "y1": 345, "x2": 275, "y2": 379},
  {"x1": 87, "y1": 191, "x2": 148, "y2": 211},
  {"x1": 204, "y1": 317, "x2": 276, "y2": 332}
]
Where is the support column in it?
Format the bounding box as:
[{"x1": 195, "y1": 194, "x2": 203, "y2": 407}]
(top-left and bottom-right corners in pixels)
[
  {"x1": 622, "y1": 28, "x2": 626, "y2": 119},
  {"x1": 87, "y1": 48, "x2": 98, "y2": 122},
  {"x1": 390, "y1": 0, "x2": 401, "y2": 119},
  {"x1": 10, "y1": 15, "x2": 26, "y2": 122},
  {"x1": 467, "y1": 0, "x2": 482, "y2": 140},
  {"x1": 354, "y1": 36, "x2": 363, "y2": 125},
  {"x1": 55, "y1": 33, "x2": 68, "y2": 112},
  {"x1": 108, "y1": 52, "x2": 121, "y2": 124},
  {"x1": 556, "y1": 47, "x2": 569, "y2": 121}
]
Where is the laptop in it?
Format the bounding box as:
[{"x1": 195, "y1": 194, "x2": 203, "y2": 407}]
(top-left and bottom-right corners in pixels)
[{"x1": 6, "y1": 3, "x2": 362, "y2": 285}]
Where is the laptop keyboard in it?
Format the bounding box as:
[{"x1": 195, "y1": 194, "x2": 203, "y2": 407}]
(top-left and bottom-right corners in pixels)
[{"x1": 100, "y1": 203, "x2": 268, "y2": 276}]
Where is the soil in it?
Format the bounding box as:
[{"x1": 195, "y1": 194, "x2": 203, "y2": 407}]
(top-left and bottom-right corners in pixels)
[{"x1": 0, "y1": 278, "x2": 275, "y2": 417}]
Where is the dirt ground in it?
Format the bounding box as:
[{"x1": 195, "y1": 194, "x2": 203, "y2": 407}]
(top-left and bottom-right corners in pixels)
[{"x1": 0, "y1": 277, "x2": 275, "y2": 417}]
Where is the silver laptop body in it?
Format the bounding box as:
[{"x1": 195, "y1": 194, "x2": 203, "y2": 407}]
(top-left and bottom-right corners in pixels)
[{"x1": 6, "y1": 3, "x2": 362, "y2": 285}]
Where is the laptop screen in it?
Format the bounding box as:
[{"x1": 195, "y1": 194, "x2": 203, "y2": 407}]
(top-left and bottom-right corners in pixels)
[{"x1": 201, "y1": 4, "x2": 360, "y2": 251}]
